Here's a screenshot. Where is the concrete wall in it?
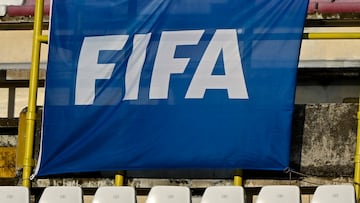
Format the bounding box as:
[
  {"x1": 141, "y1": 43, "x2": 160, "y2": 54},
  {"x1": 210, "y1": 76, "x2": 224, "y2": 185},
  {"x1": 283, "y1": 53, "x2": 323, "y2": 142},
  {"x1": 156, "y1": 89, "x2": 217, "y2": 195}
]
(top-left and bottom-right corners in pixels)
[
  {"x1": 296, "y1": 104, "x2": 358, "y2": 177},
  {"x1": 1, "y1": 103, "x2": 357, "y2": 187}
]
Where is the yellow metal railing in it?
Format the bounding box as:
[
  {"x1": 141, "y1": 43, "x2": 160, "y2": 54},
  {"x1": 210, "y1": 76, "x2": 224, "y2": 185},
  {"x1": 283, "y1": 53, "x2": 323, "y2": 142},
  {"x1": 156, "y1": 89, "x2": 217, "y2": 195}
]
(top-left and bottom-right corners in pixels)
[
  {"x1": 234, "y1": 169, "x2": 243, "y2": 186},
  {"x1": 355, "y1": 97, "x2": 360, "y2": 202},
  {"x1": 115, "y1": 171, "x2": 125, "y2": 186},
  {"x1": 304, "y1": 32, "x2": 360, "y2": 39},
  {"x1": 22, "y1": 0, "x2": 47, "y2": 188}
]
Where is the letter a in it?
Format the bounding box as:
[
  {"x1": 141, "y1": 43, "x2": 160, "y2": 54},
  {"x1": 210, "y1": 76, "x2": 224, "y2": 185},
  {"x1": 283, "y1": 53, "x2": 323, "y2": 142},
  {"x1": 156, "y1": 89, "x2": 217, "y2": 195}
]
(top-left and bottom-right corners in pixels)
[{"x1": 185, "y1": 29, "x2": 249, "y2": 99}]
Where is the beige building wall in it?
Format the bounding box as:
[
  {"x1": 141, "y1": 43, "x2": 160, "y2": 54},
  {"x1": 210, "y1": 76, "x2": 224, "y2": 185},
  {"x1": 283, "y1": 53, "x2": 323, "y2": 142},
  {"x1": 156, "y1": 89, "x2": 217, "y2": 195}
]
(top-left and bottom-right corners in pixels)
[
  {"x1": 301, "y1": 27, "x2": 360, "y2": 60},
  {"x1": 0, "y1": 30, "x2": 48, "y2": 117},
  {"x1": 0, "y1": 30, "x2": 49, "y2": 64},
  {"x1": 2, "y1": 28, "x2": 360, "y2": 63}
]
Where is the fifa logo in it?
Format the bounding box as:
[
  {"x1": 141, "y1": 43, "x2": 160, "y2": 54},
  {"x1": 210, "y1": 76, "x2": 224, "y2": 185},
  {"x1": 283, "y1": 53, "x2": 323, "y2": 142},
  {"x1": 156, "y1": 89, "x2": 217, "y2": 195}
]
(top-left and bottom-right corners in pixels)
[{"x1": 75, "y1": 29, "x2": 248, "y2": 105}]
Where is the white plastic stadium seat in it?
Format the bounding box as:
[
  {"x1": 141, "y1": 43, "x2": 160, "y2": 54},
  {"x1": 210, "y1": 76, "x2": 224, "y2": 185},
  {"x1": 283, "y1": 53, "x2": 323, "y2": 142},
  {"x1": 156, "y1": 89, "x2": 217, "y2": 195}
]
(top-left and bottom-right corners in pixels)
[
  {"x1": 145, "y1": 186, "x2": 191, "y2": 203},
  {"x1": 200, "y1": 186, "x2": 245, "y2": 203},
  {"x1": 256, "y1": 185, "x2": 300, "y2": 203},
  {"x1": 310, "y1": 185, "x2": 356, "y2": 203},
  {"x1": 92, "y1": 186, "x2": 136, "y2": 203},
  {"x1": 0, "y1": 186, "x2": 29, "y2": 203},
  {"x1": 38, "y1": 186, "x2": 83, "y2": 203}
]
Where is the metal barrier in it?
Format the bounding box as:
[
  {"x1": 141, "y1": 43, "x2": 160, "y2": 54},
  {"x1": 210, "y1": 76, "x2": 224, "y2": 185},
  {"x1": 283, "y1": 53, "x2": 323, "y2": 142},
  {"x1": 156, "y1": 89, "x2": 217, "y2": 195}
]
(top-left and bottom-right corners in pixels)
[{"x1": 0, "y1": 70, "x2": 45, "y2": 119}]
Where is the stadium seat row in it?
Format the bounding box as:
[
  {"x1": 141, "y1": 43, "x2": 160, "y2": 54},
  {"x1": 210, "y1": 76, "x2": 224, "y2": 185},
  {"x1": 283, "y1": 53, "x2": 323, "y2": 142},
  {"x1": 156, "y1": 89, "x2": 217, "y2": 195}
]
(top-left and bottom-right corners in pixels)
[{"x1": 0, "y1": 184, "x2": 356, "y2": 203}]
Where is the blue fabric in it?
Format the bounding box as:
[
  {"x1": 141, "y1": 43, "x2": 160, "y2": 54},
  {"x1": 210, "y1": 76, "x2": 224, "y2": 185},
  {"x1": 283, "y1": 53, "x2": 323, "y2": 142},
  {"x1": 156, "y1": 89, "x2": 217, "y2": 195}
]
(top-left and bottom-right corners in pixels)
[{"x1": 36, "y1": 0, "x2": 309, "y2": 176}]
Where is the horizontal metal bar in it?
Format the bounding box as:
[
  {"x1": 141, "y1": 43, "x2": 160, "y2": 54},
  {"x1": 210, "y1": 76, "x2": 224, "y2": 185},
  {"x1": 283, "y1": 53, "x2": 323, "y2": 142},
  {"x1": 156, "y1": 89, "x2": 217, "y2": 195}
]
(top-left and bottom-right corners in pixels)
[
  {"x1": 38, "y1": 35, "x2": 48, "y2": 43},
  {"x1": 304, "y1": 32, "x2": 360, "y2": 39},
  {"x1": 0, "y1": 80, "x2": 45, "y2": 88},
  {"x1": 305, "y1": 19, "x2": 360, "y2": 27}
]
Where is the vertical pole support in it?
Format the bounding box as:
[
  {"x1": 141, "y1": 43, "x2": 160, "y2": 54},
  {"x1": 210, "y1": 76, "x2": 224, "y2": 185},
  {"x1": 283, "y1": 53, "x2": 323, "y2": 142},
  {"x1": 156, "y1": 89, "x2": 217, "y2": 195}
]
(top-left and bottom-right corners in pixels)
[
  {"x1": 115, "y1": 171, "x2": 125, "y2": 186},
  {"x1": 354, "y1": 97, "x2": 360, "y2": 202},
  {"x1": 234, "y1": 169, "x2": 243, "y2": 186},
  {"x1": 22, "y1": 0, "x2": 46, "y2": 188}
]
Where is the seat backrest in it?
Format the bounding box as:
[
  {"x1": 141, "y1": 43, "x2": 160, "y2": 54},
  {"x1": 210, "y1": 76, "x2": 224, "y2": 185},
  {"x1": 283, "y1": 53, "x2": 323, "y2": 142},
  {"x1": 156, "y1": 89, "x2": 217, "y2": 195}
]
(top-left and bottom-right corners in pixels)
[
  {"x1": 310, "y1": 185, "x2": 356, "y2": 203},
  {"x1": 0, "y1": 186, "x2": 29, "y2": 203},
  {"x1": 256, "y1": 185, "x2": 300, "y2": 203},
  {"x1": 38, "y1": 186, "x2": 83, "y2": 203},
  {"x1": 145, "y1": 186, "x2": 191, "y2": 203},
  {"x1": 92, "y1": 186, "x2": 136, "y2": 203},
  {"x1": 200, "y1": 186, "x2": 245, "y2": 203}
]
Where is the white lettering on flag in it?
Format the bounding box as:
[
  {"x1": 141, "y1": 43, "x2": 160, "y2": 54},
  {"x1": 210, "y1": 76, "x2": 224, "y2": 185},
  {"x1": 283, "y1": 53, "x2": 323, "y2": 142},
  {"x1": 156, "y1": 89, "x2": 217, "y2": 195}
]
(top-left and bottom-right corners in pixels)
[
  {"x1": 75, "y1": 35, "x2": 128, "y2": 105},
  {"x1": 149, "y1": 30, "x2": 204, "y2": 99},
  {"x1": 74, "y1": 29, "x2": 249, "y2": 105},
  {"x1": 185, "y1": 29, "x2": 248, "y2": 99},
  {"x1": 123, "y1": 33, "x2": 152, "y2": 100}
]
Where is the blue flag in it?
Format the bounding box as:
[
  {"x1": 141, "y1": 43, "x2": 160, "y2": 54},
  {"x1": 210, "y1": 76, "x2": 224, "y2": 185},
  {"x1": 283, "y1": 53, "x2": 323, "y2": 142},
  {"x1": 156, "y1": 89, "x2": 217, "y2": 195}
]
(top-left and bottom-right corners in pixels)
[{"x1": 36, "y1": 0, "x2": 309, "y2": 176}]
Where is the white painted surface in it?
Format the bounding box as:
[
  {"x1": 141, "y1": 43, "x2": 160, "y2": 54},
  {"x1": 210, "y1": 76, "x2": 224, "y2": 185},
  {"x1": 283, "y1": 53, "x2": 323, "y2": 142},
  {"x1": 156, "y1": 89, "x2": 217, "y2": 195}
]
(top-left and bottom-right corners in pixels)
[
  {"x1": 0, "y1": 0, "x2": 24, "y2": 6},
  {"x1": 0, "y1": 6, "x2": 5, "y2": 16}
]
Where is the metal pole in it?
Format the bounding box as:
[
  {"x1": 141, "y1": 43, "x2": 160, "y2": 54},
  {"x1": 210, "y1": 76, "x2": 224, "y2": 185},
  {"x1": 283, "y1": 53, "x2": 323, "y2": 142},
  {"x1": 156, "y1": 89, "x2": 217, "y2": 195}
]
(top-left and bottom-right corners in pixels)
[
  {"x1": 22, "y1": 0, "x2": 47, "y2": 188},
  {"x1": 355, "y1": 97, "x2": 360, "y2": 202},
  {"x1": 114, "y1": 171, "x2": 125, "y2": 186},
  {"x1": 8, "y1": 87, "x2": 15, "y2": 118},
  {"x1": 234, "y1": 169, "x2": 243, "y2": 186}
]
